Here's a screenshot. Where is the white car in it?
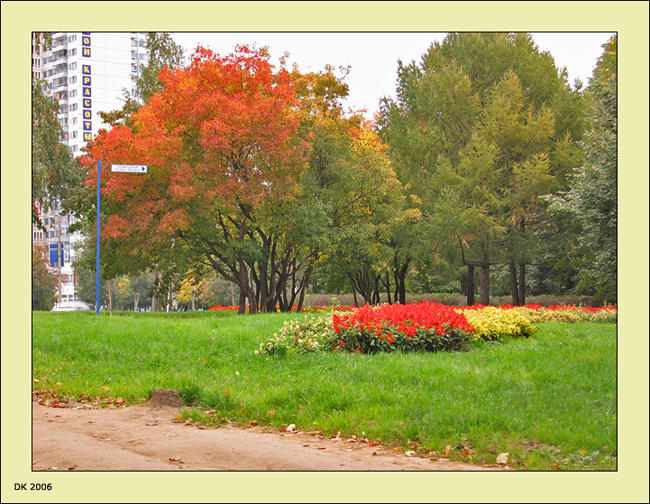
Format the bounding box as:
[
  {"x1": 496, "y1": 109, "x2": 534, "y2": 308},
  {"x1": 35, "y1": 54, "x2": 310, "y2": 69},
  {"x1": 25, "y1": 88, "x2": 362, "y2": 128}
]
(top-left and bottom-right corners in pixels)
[{"x1": 50, "y1": 301, "x2": 92, "y2": 312}]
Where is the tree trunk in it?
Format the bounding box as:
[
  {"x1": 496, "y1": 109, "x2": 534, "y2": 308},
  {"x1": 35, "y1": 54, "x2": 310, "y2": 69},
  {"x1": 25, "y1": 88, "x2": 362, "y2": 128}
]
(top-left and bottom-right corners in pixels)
[
  {"x1": 383, "y1": 272, "x2": 392, "y2": 305},
  {"x1": 466, "y1": 265, "x2": 475, "y2": 306},
  {"x1": 518, "y1": 262, "x2": 526, "y2": 306},
  {"x1": 106, "y1": 280, "x2": 113, "y2": 315},
  {"x1": 479, "y1": 254, "x2": 490, "y2": 306},
  {"x1": 393, "y1": 255, "x2": 409, "y2": 305},
  {"x1": 509, "y1": 260, "x2": 520, "y2": 305},
  {"x1": 237, "y1": 289, "x2": 247, "y2": 315},
  {"x1": 350, "y1": 277, "x2": 359, "y2": 307},
  {"x1": 151, "y1": 272, "x2": 160, "y2": 312},
  {"x1": 373, "y1": 275, "x2": 380, "y2": 305}
]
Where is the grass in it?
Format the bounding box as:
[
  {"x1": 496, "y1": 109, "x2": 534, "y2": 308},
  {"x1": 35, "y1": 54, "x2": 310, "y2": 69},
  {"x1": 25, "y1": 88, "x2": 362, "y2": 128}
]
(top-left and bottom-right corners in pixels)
[{"x1": 32, "y1": 310, "x2": 617, "y2": 470}]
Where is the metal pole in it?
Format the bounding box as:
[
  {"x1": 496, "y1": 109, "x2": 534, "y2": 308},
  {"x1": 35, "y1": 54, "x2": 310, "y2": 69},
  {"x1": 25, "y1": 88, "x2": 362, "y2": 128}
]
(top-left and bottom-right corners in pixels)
[{"x1": 96, "y1": 160, "x2": 101, "y2": 315}]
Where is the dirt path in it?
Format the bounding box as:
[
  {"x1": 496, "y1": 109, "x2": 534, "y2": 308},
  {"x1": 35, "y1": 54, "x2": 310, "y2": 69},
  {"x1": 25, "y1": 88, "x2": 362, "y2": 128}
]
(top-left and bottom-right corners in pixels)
[{"x1": 32, "y1": 398, "x2": 508, "y2": 472}]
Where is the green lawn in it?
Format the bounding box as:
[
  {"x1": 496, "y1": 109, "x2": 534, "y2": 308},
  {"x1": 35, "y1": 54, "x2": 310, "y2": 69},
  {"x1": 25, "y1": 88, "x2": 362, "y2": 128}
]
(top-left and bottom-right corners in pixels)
[{"x1": 32, "y1": 310, "x2": 617, "y2": 470}]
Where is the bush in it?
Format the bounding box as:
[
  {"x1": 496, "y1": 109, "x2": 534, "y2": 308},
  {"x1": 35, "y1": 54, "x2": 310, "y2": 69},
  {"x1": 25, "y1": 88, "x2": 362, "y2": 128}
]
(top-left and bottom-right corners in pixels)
[
  {"x1": 510, "y1": 307, "x2": 583, "y2": 324},
  {"x1": 331, "y1": 324, "x2": 471, "y2": 354},
  {"x1": 32, "y1": 247, "x2": 58, "y2": 311},
  {"x1": 507, "y1": 305, "x2": 617, "y2": 324},
  {"x1": 256, "y1": 313, "x2": 336, "y2": 356},
  {"x1": 332, "y1": 302, "x2": 473, "y2": 354},
  {"x1": 459, "y1": 307, "x2": 538, "y2": 341}
]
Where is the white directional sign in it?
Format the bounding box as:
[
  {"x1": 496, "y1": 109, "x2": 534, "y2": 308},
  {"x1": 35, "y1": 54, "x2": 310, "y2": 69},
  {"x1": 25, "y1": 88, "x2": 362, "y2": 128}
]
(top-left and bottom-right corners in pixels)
[{"x1": 111, "y1": 164, "x2": 148, "y2": 173}]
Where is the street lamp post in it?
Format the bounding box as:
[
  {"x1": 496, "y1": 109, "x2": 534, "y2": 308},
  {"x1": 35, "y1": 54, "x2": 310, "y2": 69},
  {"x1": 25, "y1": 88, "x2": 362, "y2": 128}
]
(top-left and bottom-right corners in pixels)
[{"x1": 96, "y1": 160, "x2": 101, "y2": 315}]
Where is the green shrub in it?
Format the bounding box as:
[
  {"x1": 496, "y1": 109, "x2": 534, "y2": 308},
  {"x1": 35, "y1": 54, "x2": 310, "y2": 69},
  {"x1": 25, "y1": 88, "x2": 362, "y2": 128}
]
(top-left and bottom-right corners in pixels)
[
  {"x1": 256, "y1": 313, "x2": 335, "y2": 356},
  {"x1": 332, "y1": 324, "x2": 472, "y2": 354}
]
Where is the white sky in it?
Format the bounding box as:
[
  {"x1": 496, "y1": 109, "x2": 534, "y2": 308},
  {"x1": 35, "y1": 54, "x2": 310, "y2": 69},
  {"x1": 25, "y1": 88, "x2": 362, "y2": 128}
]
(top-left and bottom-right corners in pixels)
[{"x1": 171, "y1": 32, "x2": 615, "y2": 118}]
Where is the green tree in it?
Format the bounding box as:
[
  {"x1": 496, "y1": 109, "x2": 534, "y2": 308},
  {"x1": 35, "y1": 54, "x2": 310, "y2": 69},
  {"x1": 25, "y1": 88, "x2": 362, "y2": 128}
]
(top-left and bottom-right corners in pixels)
[
  {"x1": 379, "y1": 32, "x2": 586, "y2": 305},
  {"x1": 547, "y1": 36, "x2": 617, "y2": 304},
  {"x1": 291, "y1": 68, "x2": 409, "y2": 306},
  {"x1": 32, "y1": 247, "x2": 59, "y2": 311},
  {"x1": 32, "y1": 78, "x2": 84, "y2": 226}
]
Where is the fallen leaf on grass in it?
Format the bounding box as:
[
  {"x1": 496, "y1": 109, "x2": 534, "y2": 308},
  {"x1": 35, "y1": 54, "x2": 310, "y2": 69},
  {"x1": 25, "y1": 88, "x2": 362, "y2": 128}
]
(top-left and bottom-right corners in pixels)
[{"x1": 496, "y1": 453, "x2": 509, "y2": 465}]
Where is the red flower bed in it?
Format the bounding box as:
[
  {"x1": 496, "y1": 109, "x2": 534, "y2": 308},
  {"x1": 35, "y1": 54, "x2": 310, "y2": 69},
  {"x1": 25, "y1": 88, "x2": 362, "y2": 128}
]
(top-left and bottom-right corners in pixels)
[
  {"x1": 208, "y1": 304, "x2": 239, "y2": 311},
  {"x1": 332, "y1": 301, "x2": 474, "y2": 354}
]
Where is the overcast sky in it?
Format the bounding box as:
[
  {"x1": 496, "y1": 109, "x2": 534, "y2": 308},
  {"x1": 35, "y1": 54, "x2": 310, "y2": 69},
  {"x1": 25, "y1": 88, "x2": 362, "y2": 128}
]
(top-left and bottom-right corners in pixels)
[{"x1": 171, "y1": 32, "x2": 615, "y2": 118}]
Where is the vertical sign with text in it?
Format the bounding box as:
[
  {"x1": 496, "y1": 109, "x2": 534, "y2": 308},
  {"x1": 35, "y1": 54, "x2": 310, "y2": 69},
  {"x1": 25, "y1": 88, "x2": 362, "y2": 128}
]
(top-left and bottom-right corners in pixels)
[{"x1": 82, "y1": 33, "x2": 92, "y2": 142}]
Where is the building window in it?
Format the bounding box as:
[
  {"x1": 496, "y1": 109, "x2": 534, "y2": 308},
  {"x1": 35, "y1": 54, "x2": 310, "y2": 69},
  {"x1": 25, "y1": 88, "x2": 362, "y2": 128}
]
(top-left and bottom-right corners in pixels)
[
  {"x1": 70, "y1": 89, "x2": 77, "y2": 98},
  {"x1": 69, "y1": 48, "x2": 76, "y2": 57}
]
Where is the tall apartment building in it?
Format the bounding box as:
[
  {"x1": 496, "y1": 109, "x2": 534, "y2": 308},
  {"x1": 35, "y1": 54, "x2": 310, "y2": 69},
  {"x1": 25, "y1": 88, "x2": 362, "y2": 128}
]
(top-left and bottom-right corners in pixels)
[{"x1": 32, "y1": 32, "x2": 149, "y2": 305}]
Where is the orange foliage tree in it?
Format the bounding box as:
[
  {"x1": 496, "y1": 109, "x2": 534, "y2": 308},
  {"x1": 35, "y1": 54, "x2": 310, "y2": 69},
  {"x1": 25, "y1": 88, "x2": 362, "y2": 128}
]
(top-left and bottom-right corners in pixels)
[
  {"x1": 81, "y1": 46, "x2": 311, "y2": 313},
  {"x1": 79, "y1": 46, "x2": 404, "y2": 313}
]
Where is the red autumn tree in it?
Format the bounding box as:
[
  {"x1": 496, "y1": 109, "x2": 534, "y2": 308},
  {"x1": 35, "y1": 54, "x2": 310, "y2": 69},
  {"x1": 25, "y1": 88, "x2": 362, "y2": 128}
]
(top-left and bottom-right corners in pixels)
[{"x1": 80, "y1": 46, "x2": 311, "y2": 313}]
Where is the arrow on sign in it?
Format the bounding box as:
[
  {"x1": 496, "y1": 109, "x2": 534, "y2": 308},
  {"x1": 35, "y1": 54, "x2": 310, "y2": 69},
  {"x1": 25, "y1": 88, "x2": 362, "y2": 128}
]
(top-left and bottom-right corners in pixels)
[{"x1": 111, "y1": 164, "x2": 148, "y2": 173}]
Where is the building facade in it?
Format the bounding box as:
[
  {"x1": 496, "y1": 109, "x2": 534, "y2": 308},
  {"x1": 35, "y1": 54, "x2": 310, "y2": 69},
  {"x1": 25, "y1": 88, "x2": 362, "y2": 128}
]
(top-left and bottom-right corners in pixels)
[{"x1": 32, "y1": 32, "x2": 149, "y2": 305}]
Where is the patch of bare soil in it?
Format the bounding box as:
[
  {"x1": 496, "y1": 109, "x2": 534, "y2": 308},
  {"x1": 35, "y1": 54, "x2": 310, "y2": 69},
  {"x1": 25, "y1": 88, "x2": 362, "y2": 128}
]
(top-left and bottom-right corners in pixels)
[{"x1": 32, "y1": 392, "x2": 510, "y2": 472}]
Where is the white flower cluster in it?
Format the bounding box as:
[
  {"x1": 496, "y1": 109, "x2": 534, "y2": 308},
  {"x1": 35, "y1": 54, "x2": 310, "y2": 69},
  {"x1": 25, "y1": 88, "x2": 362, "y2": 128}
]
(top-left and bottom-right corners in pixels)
[{"x1": 256, "y1": 314, "x2": 335, "y2": 356}]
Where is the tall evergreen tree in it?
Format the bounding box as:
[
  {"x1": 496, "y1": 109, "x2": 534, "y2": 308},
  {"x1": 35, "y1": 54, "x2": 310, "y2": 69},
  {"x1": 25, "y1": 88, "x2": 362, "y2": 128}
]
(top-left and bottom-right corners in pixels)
[
  {"x1": 547, "y1": 36, "x2": 617, "y2": 304},
  {"x1": 379, "y1": 32, "x2": 587, "y2": 305}
]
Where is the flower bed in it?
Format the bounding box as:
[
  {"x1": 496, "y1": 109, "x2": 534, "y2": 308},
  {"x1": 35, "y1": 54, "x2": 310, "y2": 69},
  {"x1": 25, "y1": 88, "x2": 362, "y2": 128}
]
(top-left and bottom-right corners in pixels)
[
  {"x1": 331, "y1": 301, "x2": 474, "y2": 354},
  {"x1": 208, "y1": 304, "x2": 240, "y2": 311},
  {"x1": 457, "y1": 306, "x2": 537, "y2": 341},
  {"x1": 254, "y1": 301, "x2": 616, "y2": 355}
]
